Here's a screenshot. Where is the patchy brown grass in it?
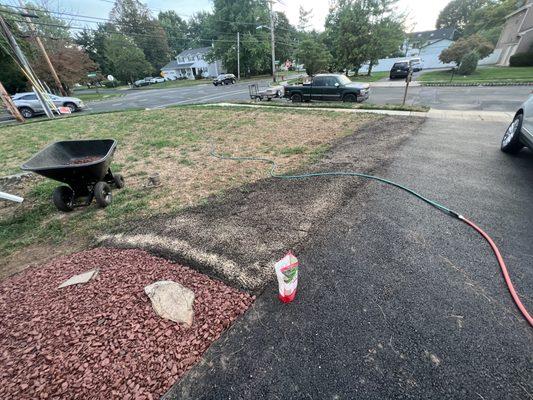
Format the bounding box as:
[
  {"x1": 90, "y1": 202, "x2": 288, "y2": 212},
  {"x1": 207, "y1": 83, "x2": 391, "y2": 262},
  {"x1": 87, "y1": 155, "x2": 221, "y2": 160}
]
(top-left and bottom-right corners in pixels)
[{"x1": 0, "y1": 106, "x2": 379, "y2": 277}]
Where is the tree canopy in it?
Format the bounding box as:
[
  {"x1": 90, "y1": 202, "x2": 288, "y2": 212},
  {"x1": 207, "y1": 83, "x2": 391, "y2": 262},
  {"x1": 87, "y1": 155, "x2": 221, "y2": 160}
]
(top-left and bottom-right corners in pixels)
[
  {"x1": 439, "y1": 34, "x2": 494, "y2": 65},
  {"x1": 325, "y1": 0, "x2": 404, "y2": 74},
  {"x1": 436, "y1": 0, "x2": 490, "y2": 31}
]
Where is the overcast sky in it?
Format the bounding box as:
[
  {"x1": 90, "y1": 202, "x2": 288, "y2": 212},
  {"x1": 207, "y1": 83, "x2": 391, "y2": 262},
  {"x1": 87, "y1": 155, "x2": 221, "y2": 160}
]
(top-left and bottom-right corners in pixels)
[{"x1": 50, "y1": 0, "x2": 451, "y2": 33}]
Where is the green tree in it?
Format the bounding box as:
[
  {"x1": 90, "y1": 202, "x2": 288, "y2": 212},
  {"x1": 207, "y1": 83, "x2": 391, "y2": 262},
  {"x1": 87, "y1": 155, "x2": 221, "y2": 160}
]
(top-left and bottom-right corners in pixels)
[
  {"x1": 187, "y1": 11, "x2": 216, "y2": 47},
  {"x1": 463, "y1": 0, "x2": 525, "y2": 44},
  {"x1": 209, "y1": 0, "x2": 272, "y2": 76},
  {"x1": 0, "y1": 5, "x2": 27, "y2": 93},
  {"x1": 326, "y1": 0, "x2": 402, "y2": 74},
  {"x1": 158, "y1": 10, "x2": 188, "y2": 56},
  {"x1": 110, "y1": 0, "x2": 170, "y2": 70},
  {"x1": 296, "y1": 38, "x2": 332, "y2": 75},
  {"x1": 366, "y1": 12, "x2": 405, "y2": 75},
  {"x1": 75, "y1": 23, "x2": 118, "y2": 74},
  {"x1": 297, "y1": 6, "x2": 313, "y2": 32},
  {"x1": 439, "y1": 33, "x2": 493, "y2": 65},
  {"x1": 436, "y1": 0, "x2": 489, "y2": 31},
  {"x1": 104, "y1": 33, "x2": 152, "y2": 83},
  {"x1": 274, "y1": 12, "x2": 298, "y2": 64}
]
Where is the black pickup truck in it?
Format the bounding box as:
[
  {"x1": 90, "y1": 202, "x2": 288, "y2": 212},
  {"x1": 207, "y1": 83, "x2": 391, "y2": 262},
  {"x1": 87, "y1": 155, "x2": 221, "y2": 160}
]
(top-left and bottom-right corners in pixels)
[{"x1": 284, "y1": 74, "x2": 370, "y2": 103}]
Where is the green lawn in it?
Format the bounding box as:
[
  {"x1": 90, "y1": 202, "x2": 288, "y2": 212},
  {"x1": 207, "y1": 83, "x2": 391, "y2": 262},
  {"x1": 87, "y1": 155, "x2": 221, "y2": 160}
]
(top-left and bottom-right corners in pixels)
[
  {"x1": 235, "y1": 101, "x2": 429, "y2": 112},
  {"x1": 350, "y1": 71, "x2": 389, "y2": 82},
  {"x1": 419, "y1": 66, "x2": 533, "y2": 83},
  {"x1": 0, "y1": 106, "x2": 377, "y2": 274}
]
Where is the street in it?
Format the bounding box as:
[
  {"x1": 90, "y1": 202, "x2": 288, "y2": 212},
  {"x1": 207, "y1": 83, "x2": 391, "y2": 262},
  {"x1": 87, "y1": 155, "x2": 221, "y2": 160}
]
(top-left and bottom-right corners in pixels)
[
  {"x1": 1, "y1": 80, "x2": 531, "y2": 124},
  {"x1": 87, "y1": 81, "x2": 531, "y2": 113}
]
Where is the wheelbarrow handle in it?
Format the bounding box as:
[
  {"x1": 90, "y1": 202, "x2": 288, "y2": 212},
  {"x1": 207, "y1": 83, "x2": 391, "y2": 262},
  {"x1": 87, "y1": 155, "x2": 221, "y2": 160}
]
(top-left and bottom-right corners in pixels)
[{"x1": 0, "y1": 191, "x2": 24, "y2": 203}]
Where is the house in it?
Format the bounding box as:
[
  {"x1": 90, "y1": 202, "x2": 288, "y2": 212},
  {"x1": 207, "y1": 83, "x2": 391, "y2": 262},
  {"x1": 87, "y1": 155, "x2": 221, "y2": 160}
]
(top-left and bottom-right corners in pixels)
[
  {"x1": 360, "y1": 28, "x2": 459, "y2": 73},
  {"x1": 161, "y1": 47, "x2": 224, "y2": 80},
  {"x1": 495, "y1": 0, "x2": 533, "y2": 66}
]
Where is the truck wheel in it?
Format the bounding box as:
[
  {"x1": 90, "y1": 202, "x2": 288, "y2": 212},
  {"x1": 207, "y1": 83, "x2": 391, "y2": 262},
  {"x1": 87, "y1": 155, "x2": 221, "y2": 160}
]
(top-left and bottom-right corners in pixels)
[
  {"x1": 52, "y1": 186, "x2": 75, "y2": 212},
  {"x1": 501, "y1": 113, "x2": 524, "y2": 154},
  {"x1": 94, "y1": 182, "x2": 112, "y2": 208},
  {"x1": 343, "y1": 93, "x2": 357, "y2": 102},
  {"x1": 291, "y1": 93, "x2": 303, "y2": 103},
  {"x1": 113, "y1": 173, "x2": 125, "y2": 189}
]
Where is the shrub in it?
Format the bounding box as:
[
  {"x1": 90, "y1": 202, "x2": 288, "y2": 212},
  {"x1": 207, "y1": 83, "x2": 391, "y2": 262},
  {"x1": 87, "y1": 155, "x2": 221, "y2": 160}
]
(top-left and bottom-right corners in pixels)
[
  {"x1": 440, "y1": 34, "x2": 493, "y2": 65},
  {"x1": 458, "y1": 51, "x2": 479, "y2": 75},
  {"x1": 509, "y1": 52, "x2": 533, "y2": 67},
  {"x1": 102, "y1": 79, "x2": 121, "y2": 88}
]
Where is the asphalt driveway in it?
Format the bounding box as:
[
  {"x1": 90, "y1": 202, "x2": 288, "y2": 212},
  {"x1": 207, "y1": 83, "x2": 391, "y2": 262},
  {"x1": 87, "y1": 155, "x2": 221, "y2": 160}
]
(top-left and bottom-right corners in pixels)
[{"x1": 164, "y1": 117, "x2": 533, "y2": 399}]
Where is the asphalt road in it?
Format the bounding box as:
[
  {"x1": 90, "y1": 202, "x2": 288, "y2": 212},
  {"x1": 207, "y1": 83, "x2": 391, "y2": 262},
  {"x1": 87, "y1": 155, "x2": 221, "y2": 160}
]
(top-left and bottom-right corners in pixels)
[
  {"x1": 1, "y1": 80, "x2": 531, "y2": 124},
  {"x1": 164, "y1": 117, "x2": 533, "y2": 399},
  {"x1": 86, "y1": 82, "x2": 531, "y2": 113}
]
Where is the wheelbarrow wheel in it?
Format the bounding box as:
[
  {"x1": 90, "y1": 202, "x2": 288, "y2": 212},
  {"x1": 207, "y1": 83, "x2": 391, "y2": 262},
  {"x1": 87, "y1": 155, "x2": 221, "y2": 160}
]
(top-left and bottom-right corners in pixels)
[
  {"x1": 52, "y1": 186, "x2": 75, "y2": 212},
  {"x1": 113, "y1": 173, "x2": 125, "y2": 189},
  {"x1": 94, "y1": 182, "x2": 112, "y2": 208}
]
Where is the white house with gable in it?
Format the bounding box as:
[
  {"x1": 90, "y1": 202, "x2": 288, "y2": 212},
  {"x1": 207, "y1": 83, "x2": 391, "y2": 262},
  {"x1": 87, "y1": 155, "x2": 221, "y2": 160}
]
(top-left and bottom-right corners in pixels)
[{"x1": 161, "y1": 47, "x2": 224, "y2": 80}]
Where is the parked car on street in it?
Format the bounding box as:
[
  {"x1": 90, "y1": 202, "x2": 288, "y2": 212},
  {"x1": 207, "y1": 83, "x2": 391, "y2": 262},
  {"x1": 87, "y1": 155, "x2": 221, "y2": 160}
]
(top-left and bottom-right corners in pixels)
[
  {"x1": 149, "y1": 77, "x2": 165, "y2": 84},
  {"x1": 283, "y1": 74, "x2": 370, "y2": 103},
  {"x1": 501, "y1": 94, "x2": 533, "y2": 153},
  {"x1": 11, "y1": 92, "x2": 85, "y2": 118},
  {"x1": 410, "y1": 58, "x2": 424, "y2": 72},
  {"x1": 213, "y1": 74, "x2": 236, "y2": 86},
  {"x1": 133, "y1": 78, "x2": 150, "y2": 87},
  {"x1": 389, "y1": 61, "x2": 411, "y2": 79}
]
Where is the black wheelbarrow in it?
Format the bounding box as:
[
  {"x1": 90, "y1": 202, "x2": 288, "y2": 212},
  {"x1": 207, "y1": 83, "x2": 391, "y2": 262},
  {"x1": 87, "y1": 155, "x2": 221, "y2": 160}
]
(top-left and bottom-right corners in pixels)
[{"x1": 21, "y1": 139, "x2": 124, "y2": 212}]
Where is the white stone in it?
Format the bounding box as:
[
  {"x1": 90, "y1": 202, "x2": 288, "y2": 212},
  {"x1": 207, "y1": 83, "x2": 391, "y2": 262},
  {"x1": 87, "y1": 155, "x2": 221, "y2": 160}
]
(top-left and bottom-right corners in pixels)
[
  {"x1": 144, "y1": 280, "x2": 195, "y2": 326},
  {"x1": 58, "y1": 269, "x2": 99, "y2": 288}
]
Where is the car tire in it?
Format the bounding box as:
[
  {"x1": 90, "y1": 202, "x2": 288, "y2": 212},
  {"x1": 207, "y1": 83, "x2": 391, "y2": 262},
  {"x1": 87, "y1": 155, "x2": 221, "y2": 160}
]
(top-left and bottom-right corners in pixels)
[
  {"x1": 231, "y1": 79, "x2": 236, "y2": 84},
  {"x1": 94, "y1": 182, "x2": 112, "y2": 208},
  {"x1": 501, "y1": 113, "x2": 524, "y2": 154},
  {"x1": 291, "y1": 93, "x2": 303, "y2": 103},
  {"x1": 52, "y1": 186, "x2": 75, "y2": 212},
  {"x1": 343, "y1": 93, "x2": 357, "y2": 102},
  {"x1": 18, "y1": 107, "x2": 34, "y2": 118},
  {"x1": 64, "y1": 102, "x2": 77, "y2": 113}
]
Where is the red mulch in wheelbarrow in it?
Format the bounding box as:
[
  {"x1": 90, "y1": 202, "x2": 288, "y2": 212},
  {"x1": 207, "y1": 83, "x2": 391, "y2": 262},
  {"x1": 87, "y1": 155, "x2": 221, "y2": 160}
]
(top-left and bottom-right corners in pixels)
[
  {"x1": 69, "y1": 155, "x2": 101, "y2": 165},
  {"x1": 0, "y1": 248, "x2": 254, "y2": 399}
]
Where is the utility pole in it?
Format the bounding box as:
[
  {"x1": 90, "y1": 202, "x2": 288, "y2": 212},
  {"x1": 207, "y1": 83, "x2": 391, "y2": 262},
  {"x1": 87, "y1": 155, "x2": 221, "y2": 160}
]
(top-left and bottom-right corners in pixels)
[
  {"x1": 237, "y1": 32, "x2": 240, "y2": 80},
  {"x1": 18, "y1": 0, "x2": 67, "y2": 96},
  {"x1": 269, "y1": 0, "x2": 276, "y2": 83},
  {"x1": 0, "y1": 81, "x2": 25, "y2": 122},
  {"x1": 0, "y1": 14, "x2": 55, "y2": 118}
]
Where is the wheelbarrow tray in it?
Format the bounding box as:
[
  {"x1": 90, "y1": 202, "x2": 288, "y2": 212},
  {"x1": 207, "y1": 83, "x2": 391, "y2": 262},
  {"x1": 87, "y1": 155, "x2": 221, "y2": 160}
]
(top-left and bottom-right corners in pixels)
[{"x1": 21, "y1": 139, "x2": 117, "y2": 191}]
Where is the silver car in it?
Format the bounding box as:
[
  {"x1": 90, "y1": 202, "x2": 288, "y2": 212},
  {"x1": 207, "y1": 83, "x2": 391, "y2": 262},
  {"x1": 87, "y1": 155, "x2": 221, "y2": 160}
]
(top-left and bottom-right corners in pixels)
[
  {"x1": 12, "y1": 92, "x2": 86, "y2": 118},
  {"x1": 501, "y1": 94, "x2": 533, "y2": 153}
]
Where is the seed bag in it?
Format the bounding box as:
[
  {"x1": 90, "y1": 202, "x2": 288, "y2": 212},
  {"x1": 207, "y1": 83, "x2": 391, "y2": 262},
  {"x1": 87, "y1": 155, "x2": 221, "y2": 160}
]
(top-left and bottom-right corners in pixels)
[{"x1": 274, "y1": 251, "x2": 299, "y2": 303}]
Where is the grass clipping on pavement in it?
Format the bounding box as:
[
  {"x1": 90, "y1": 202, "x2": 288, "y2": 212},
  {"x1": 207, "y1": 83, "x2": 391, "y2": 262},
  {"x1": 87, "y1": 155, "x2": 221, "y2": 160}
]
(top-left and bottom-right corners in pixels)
[{"x1": 0, "y1": 106, "x2": 379, "y2": 277}]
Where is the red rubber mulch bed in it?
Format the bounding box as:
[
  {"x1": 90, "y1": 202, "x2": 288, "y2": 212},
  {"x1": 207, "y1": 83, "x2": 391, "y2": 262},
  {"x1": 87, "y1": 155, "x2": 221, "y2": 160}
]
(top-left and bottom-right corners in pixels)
[{"x1": 0, "y1": 248, "x2": 254, "y2": 399}]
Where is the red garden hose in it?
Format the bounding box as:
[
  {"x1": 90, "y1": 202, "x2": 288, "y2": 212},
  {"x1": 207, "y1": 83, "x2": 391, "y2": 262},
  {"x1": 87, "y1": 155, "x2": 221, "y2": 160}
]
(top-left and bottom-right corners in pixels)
[
  {"x1": 460, "y1": 216, "x2": 533, "y2": 327},
  {"x1": 211, "y1": 145, "x2": 533, "y2": 327}
]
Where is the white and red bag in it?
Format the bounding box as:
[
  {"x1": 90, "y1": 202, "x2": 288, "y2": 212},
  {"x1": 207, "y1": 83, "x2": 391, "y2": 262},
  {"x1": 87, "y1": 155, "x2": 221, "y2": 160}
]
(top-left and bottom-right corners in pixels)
[{"x1": 274, "y1": 251, "x2": 299, "y2": 303}]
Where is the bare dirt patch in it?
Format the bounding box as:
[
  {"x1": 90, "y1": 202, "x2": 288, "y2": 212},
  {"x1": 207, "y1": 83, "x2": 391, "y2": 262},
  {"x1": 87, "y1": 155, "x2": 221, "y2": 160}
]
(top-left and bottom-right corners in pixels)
[
  {"x1": 103, "y1": 116, "x2": 425, "y2": 292},
  {"x1": 0, "y1": 248, "x2": 253, "y2": 399}
]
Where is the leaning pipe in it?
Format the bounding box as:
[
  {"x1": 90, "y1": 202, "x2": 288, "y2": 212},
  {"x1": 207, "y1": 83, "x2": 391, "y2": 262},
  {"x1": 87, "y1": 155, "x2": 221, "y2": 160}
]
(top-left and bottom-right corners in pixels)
[{"x1": 0, "y1": 191, "x2": 24, "y2": 203}]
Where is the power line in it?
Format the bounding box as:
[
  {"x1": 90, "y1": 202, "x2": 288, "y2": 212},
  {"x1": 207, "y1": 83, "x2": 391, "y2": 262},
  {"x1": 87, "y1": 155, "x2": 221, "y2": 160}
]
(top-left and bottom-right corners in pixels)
[
  {"x1": 0, "y1": 2, "x2": 296, "y2": 32},
  {"x1": 4, "y1": 16, "x2": 297, "y2": 47}
]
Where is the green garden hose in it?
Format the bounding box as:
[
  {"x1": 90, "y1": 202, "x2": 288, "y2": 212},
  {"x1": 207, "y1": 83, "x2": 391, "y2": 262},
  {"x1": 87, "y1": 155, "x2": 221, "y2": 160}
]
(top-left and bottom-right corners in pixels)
[{"x1": 210, "y1": 143, "x2": 533, "y2": 327}]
